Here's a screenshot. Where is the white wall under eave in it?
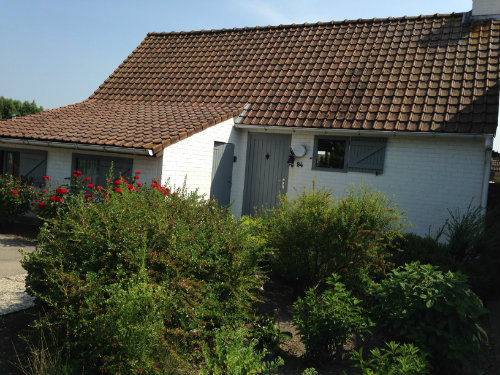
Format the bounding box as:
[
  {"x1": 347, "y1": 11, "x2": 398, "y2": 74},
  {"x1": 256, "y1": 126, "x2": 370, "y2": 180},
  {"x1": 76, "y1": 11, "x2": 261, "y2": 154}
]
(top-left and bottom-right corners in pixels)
[
  {"x1": 0, "y1": 144, "x2": 161, "y2": 187},
  {"x1": 161, "y1": 118, "x2": 244, "y2": 216},
  {"x1": 288, "y1": 132, "x2": 488, "y2": 237}
]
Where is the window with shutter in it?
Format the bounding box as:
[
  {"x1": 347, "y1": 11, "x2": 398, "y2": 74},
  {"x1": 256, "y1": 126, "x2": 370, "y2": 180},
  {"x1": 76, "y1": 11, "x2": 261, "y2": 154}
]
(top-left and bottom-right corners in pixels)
[
  {"x1": 1, "y1": 148, "x2": 47, "y2": 184},
  {"x1": 72, "y1": 154, "x2": 133, "y2": 186},
  {"x1": 19, "y1": 150, "x2": 48, "y2": 184},
  {"x1": 312, "y1": 136, "x2": 387, "y2": 174},
  {"x1": 347, "y1": 137, "x2": 386, "y2": 174}
]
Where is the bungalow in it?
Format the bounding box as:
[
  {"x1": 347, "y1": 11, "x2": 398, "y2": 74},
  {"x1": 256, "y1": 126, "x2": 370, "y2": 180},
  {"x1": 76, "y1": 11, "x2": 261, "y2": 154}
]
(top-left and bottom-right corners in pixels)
[{"x1": 1, "y1": 1, "x2": 499, "y2": 235}]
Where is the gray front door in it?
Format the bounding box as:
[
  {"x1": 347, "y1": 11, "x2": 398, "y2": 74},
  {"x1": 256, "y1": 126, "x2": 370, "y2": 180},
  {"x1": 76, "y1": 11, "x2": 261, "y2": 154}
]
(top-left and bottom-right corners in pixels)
[
  {"x1": 210, "y1": 142, "x2": 235, "y2": 206},
  {"x1": 242, "y1": 132, "x2": 291, "y2": 215}
]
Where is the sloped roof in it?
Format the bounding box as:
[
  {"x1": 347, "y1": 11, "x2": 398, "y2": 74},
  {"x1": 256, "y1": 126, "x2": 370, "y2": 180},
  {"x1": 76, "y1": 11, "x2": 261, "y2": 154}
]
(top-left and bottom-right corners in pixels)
[
  {"x1": 1, "y1": 12, "x2": 499, "y2": 154},
  {"x1": 0, "y1": 101, "x2": 242, "y2": 154}
]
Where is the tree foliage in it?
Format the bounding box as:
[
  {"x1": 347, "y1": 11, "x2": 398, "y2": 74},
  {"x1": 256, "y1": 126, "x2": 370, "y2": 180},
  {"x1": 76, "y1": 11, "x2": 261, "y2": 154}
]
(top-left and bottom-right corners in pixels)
[{"x1": 0, "y1": 96, "x2": 44, "y2": 119}]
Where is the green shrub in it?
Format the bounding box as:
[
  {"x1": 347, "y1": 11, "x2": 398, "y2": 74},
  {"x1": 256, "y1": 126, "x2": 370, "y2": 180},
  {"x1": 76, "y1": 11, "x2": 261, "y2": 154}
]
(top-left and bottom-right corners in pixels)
[
  {"x1": 201, "y1": 327, "x2": 284, "y2": 375},
  {"x1": 301, "y1": 368, "x2": 319, "y2": 375},
  {"x1": 371, "y1": 262, "x2": 487, "y2": 370},
  {"x1": 292, "y1": 273, "x2": 372, "y2": 360},
  {"x1": 392, "y1": 205, "x2": 500, "y2": 297},
  {"x1": 91, "y1": 274, "x2": 180, "y2": 374},
  {"x1": 249, "y1": 314, "x2": 283, "y2": 355},
  {"x1": 22, "y1": 182, "x2": 262, "y2": 373},
  {"x1": 442, "y1": 205, "x2": 500, "y2": 295},
  {"x1": 351, "y1": 341, "x2": 430, "y2": 375},
  {"x1": 390, "y1": 233, "x2": 450, "y2": 269},
  {"x1": 265, "y1": 185, "x2": 404, "y2": 292},
  {"x1": 0, "y1": 174, "x2": 36, "y2": 217}
]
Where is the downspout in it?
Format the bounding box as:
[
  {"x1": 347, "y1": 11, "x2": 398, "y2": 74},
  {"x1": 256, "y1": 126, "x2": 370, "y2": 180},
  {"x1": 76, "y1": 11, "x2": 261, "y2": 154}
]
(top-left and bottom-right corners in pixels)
[{"x1": 480, "y1": 136, "x2": 493, "y2": 214}]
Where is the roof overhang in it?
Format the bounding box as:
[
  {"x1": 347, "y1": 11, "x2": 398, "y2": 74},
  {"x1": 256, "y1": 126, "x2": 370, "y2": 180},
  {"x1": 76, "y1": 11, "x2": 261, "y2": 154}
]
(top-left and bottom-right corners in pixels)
[
  {"x1": 0, "y1": 137, "x2": 155, "y2": 157},
  {"x1": 234, "y1": 124, "x2": 495, "y2": 143}
]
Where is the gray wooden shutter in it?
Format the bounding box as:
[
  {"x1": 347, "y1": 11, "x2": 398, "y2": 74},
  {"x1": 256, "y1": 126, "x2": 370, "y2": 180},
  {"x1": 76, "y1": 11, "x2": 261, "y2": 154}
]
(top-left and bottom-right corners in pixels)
[
  {"x1": 347, "y1": 138, "x2": 386, "y2": 174},
  {"x1": 19, "y1": 150, "x2": 47, "y2": 184}
]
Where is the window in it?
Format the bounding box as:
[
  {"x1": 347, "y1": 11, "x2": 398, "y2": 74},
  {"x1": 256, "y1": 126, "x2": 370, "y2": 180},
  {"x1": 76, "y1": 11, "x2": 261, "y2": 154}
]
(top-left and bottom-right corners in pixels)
[
  {"x1": 313, "y1": 136, "x2": 386, "y2": 174},
  {"x1": 0, "y1": 150, "x2": 20, "y2": 176},
  {"x1": 72, "y1": 154, "x2": 133, "y2": 186},
  {"x1": 0, "y1": 148, "x2": 47, "y2": 185},
  {"x1": 315, "y1": 137, "x2": 347, "y2": 170}
]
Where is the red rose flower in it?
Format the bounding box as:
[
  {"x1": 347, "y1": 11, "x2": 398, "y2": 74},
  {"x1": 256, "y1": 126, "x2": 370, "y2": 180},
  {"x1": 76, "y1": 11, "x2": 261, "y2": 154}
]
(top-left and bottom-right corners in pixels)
[
  {"x1": 49, "y1": 195, "x2": 56, "y2": 202},
  {"x1": 136, "y1": 171, "x2": 141, "y2": 175},
  {"x1": 96, "y1": 185, "x2": 103, "y2": 191},
  {"x1": 41, "y1": 190, "x2": 47, "y2": 194},
  {"x1": 115, "y1": 188, "x2": 122, "y2": 194},
  {"x1": 137, "y1": 182, "x2": 142, "y2": 187},
  {"x1": 114, "y1": 180, "x2": 121, "y2": 186},
  {"x1": 73, "y1": 173, "x2": 78, "y2": 178},
  {"x1": 134, "y1": 175, "x2": 140, "y2": 180},
  {"x1": 42, "y1": 176, "x2": 50, "y2": 180},
  {"x1": 82, "y1": 177, "x2": 91, "y2": 182},
  {"x1": 38, "y1": 201, "x2": 46, "y2": 210},
  {"x1": 12, "y1": 190, "x2": 18, "y2": 195},
  {"x1": 88, "y1": 184, "x2": 94, "y2": 189}
]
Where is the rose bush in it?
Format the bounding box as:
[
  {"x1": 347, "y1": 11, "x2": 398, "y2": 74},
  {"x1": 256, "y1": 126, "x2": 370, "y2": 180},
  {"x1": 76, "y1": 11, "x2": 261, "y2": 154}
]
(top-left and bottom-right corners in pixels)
[
  {"x1": 0, "y1": 174, "x2": 36, "y2": 218},
  {"x1": 22, "y1": 174, "x2": 263, "y2": 374}
]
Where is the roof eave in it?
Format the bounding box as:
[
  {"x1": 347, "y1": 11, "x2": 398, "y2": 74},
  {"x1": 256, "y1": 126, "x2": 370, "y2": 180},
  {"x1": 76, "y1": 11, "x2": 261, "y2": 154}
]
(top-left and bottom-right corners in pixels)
[
  {"x1": 0, "y1": 137, "x2": 155, "y2": 157},
  {"x1": 233, "y1": 124, "x2": 496, "y2": 140}
]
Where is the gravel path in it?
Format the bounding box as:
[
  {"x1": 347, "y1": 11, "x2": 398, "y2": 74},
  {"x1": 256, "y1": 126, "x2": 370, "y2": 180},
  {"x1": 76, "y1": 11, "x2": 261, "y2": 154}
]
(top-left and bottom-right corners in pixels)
[{"x1": 0, "y1": 274, "x2": 34, "y2": 315}]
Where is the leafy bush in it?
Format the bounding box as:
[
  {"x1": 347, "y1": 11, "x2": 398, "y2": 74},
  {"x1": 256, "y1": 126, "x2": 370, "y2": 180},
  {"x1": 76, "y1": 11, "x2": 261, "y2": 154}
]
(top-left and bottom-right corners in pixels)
[
  {"x1": 201, "y1": 327, "x2": 284, "y2": 375},
  {"x1": 91, "y1": 274, "x2": 180, "y2": 374},
  {"x1": 0, "y1": 174, "x2": 36, "y2": 217},
  {"x1": 351, "y1": 341, "x2": 429, "y2": 375},
  {"x1": 264, "y1": 185, "x2": 404, "y2": 292},
  {"x1": 371, "y1": 262, "x2": 487, "y2": 370},
  {"x1": 33, "y1": 169, "x2": 110, "y2": 218},
  {"x1": 301, "y1": 368, "x2": 319, "y2": 375},
  {"x1": 390, "y1": 233, "x2": 450, "y2": 270},
  {"x1": 249, "y1": 314, "x2": 283, "y2": 355},
  {"x1": 292, "y1": 274, "x2": 372, "y2": 360},
  {"x1": 391, "y1": 205, "x2": 500, "y2": 297},
  {"x1": 442, "y1": 205, "x2": 500, "y2": 295},
  {"x1": 22, "y1": 181, "x2": 262, "y2": 373}
]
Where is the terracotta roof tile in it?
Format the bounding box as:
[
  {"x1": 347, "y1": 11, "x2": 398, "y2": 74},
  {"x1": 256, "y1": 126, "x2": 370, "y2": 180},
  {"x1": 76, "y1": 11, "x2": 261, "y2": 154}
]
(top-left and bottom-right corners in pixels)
[
  {"x1": 1, "y1": 13, "x2": 499, "y2": 152},
  {"x1": 0, "y1": 101, "x2": 242, "y2": 153}
]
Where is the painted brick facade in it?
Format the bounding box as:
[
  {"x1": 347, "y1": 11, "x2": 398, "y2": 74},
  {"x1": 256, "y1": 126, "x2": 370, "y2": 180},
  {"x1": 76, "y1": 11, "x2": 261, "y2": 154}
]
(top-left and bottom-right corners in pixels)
[
  {"x1": 286, "y1": 132, "x2": 488, "y2": 237},
  {"x1": 0, "y1": 143, "x2": 161, "y2": 187},
  {"x1": 161, "y1": 118, "x2": 242, "y2": 207},
  {"x1": 229, "y1": 129, "x2": 489, "y2": 237},
  {"x1": 2, "y1": 123, "x2": 491, "y2": 238}
]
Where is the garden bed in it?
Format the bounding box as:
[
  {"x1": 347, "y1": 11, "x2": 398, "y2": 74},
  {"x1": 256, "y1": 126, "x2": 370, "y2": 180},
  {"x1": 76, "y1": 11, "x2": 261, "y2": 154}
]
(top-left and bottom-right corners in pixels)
[{"x1": 1, "y1": 277, "x2": 499, "y2": 375}]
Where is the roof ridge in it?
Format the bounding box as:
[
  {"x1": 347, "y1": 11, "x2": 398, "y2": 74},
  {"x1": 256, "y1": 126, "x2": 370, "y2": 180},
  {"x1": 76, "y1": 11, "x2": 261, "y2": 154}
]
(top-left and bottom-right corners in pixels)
[{"x1": 147, "y1": 12, "x2": 464, "y2": 36}]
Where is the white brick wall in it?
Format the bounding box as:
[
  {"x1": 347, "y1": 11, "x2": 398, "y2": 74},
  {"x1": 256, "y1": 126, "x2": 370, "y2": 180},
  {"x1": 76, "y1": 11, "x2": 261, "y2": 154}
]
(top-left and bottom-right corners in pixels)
[
  {"x1": 46, "y1": 148, "x2": 161, "y2": 187},
  {"x1": 4, "y1": 127, "x2": 489, "y2": 237},
  {"x1": 161, "y1": 118, "x2": 242, "y2": 211},
  {"x1": 0, "y1": 143, "x2": 161, "y2": 188},
  {"x1": 287, "y1": 132, "x2": 488, "y2": 236}
]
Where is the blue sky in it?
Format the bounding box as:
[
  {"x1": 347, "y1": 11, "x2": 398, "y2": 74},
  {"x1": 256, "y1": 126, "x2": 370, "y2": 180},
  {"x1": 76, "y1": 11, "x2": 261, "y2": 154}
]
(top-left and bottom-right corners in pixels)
[{"x1": 1, "y1": 0, "x2": 498, "y2": 150}]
